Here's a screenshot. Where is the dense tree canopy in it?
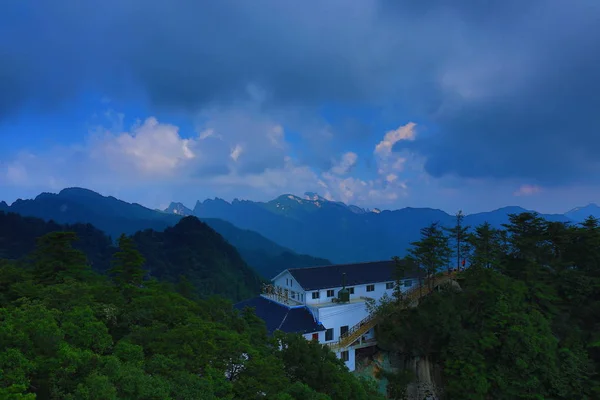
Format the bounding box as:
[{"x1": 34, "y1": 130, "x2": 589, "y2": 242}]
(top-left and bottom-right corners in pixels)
[
  {"x1": 0, "y1": 231, "x2": 383, "y2": 400},
  {"x1": 376, "y1": 213, "x2": 600, "y2": 399}
]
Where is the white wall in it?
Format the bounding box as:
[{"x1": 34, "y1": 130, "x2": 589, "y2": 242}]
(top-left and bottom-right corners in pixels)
[
  {"x1": 337, "y1": 348, "x2": 356, "y2": 371},
  {"x1": 304, "y1": 278, "x2": 417, "y2": 306},
  {"x1": 272, "y1": 271, "x2": 306, "y2": 303},
  {"x1": 316, "y1": 302, "x2": 369, "y2": 341},
  {"x1": 302, "y1": 330, "x2": 356, "y2": 371}
]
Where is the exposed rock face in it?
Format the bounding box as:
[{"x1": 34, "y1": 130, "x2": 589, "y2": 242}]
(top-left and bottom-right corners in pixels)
[
  {"x1": 354, "y1": 350, "x2": 446, "y2": 399},
  {"x1": 400, "y1": 355, "x2": 444, "y2": 400}
]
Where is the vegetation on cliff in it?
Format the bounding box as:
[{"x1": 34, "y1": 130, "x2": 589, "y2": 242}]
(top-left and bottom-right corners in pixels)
[{"x1": 375, "y1": 213, "x2": 600, "y2": 399}]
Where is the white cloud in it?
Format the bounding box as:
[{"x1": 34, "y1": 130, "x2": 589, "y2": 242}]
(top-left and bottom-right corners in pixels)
[
  {"x1": 3, "y1": 114, "x2": 507, "y2": 212},
  {"x1": 89, "y1": 117, "x2": 196, "y2": 177},
  {"x1": 1, "y1": 113, "x2": 421, "y2": 209},
  {"x1": 330, "y1": 152, "x2": 358, "y2": 175},
  {"x1": 374, "y1": 122, "x2": 416, "y2": 158},
  {"x1": 230, "y1": 144, "x2": 243, "y2": 161},
  {"x1": 514, "y1": 184, "x2": 542, "y2": 197}
]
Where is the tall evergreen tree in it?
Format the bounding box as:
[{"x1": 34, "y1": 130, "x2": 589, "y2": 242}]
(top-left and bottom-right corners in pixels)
[
  {"x1": 31, "y1": 231, "x2": 89, "y2": 284},
  {"x1": 407, "y1": 222, "x2": 451, "y2": 291},
  {"x1": 467, "y1": 222, "x2": 504, "y2": 270},
  {"x1": 444, "y1": 210, "x2": 471, "y2": 273},
  {"x1": 391, "y1": 256, "x2": 412, "y2": 304},
  {"x1": 109, "y1": 234, "x2": 146, "y2": 287}
]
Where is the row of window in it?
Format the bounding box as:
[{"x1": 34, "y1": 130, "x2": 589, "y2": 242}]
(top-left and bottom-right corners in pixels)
[
  {"x1": 312, "y1": 326, "x2": 349, "y2": 342},
  {"x1": 310, "y1": 280, "x2": 413, "y2": 299}
]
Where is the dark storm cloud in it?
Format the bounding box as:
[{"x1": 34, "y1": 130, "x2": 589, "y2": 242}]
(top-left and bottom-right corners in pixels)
[
  {"x1": 394, "y1": 0, "x2": 600, "y2": 186},
  {"x1": 1, "y1": 0, "x2": 600, "y2": 185}
]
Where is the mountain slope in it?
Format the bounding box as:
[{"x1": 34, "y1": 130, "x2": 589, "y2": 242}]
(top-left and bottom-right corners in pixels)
[
  {"x1": 565, "y1": 203, "x2": 600, "y2": 222},
  {"x1": 188, "y1": 193, "x2": 577, "y2": 263},
  {"x1": 7, "y1": 187, "x2": 179, "y2": 238},
  {"x1": 0, "y1": 211, "x2": 260, "y2": 301},
  {"x1": 131, "y1": 216, "x2": 262, "y2": 300},
  {"x1": 0, "y1": 211, "x2": 114, "y2": 269},
  {"x1": 2, "y1": 188, "x2": 329, "y2": 278}
]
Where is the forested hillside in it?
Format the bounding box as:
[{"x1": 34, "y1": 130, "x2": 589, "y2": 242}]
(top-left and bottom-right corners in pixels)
[
  {"x1": 1, "y1": 188, "x2": 329, "y2": 278},
  {"x1": 131, "y1": 216, "x2": 262, "y2": 301},
  {"x1": 0, "y1": 231, "x2": 383, "y2": 399},
  {"x1": 0, "y1": 212, "x2": 261, "y2": 301},
  {"x1": 373, "y1": 213, "x2": 600, "y2": 399}
]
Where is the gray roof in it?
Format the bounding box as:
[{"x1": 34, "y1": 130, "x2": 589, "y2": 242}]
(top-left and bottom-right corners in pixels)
[
  {"x1": 234, "y1": 296, "x2": 325, "y2": 335},
  {"x1": 287, "y1": 259, "x2": 424, "y2": 291}
]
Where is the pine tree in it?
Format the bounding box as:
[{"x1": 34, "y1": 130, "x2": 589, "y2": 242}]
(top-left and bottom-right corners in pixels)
[
  {"x1": 176, "y1": 274, "x2": 198, "y2": 301},
  {"x1": 392, "y1": 256, "x2": 408, "y2": 304},
  {"x1": 444, "y1": 210, "x2": 471, "y2": 273},
  {"x1": 32, "y1": 231, "x2": 89, "y2": 284},
  {"x1": 407, "y1": 222, "x2": 451, "y2": 291},
  {"x1": 467, "y1": 222, "x2": 504, "y2": 270},
  {"x1": 109, "y1": 234, "x2": 146, "y2": 287}
]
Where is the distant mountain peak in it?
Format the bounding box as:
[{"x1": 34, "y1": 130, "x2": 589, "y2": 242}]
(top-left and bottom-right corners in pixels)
[
  {"x1": 205, "y1": 197, "x2": 230, "y2": 204},
  {"x1": 567, "y1": 203, "x2": 599, "y2": 213},
  {"x1": 165, "y1": 202, "x2": 193, "y2": 216},
  {"x1": 304, "y1": 192, "x2": 327, "y2": 202},
  {"x1": 565, "y1": 203, "x2": 600, "y2": 222},
  {"x1": 59, "y1": 187, "x2": 100, "y2": 195}
]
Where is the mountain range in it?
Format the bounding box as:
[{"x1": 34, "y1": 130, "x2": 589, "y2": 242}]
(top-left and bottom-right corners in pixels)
[
  {"x1": 172, "y1": 193, "x2": 600, "y2": 264},
  {"x1": 3, "y1": 187, "x2": 599, "y2": 269},
  {"x1": 0, "y1": 211, "x2": 262, "y2": 301},
  {"x1": 0, "y1": 188, "x2": 329, "y2": 279}
]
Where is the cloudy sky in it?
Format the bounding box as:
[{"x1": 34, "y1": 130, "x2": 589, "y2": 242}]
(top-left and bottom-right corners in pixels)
[{"x1": 1, "y1": 0, "x2": 600, "y2": 214}]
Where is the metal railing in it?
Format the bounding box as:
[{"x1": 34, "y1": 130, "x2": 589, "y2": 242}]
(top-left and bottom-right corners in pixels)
[{"x1": 327, "y1": 272, "x2": 458, "y2": 350}]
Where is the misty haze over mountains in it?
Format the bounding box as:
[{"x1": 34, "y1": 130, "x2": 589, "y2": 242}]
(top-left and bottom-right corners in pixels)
[
  {"x1": 168, "y1": 192, "x2": 600, "y2": 263},
  {"x1": 2, "y1": 187, "x2": 599, "y2": 267}
]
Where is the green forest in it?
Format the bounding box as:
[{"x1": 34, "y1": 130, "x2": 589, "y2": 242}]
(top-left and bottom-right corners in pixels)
[
  {"x1": 3, "y1": 209, "x2": 600, "y2": 399},
  {"x1": 374, "y1": 212, "x2": 600, "y2": 399},
  {"x1": 0, "y1": 212, "x2": 263, "y2": 302},
  {"x1": 0, "y1": 231, "x2": 383, "y2": 400}
]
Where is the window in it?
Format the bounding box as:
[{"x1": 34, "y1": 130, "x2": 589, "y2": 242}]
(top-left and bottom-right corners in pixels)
[
  {"x1": 325, "y1": 328, "x2": 333, "y2": 341},
  {"x1": 291, "y1": 291, "x2": 296, "y2": 299},
  {"x1": 348, "y1": 287, "x2": 354, "y2": 294},
  {"x1": 341, "y1": 351, "x2": 349, "y2": 362},
  {"x1": 340, "y1": 325, "x2": 349, "y2": 336},
  {"x1": 291, "y1": 280, "x2": 293, "y2": 287},
  {"x1": 286, "y1": 278, "x2": 288, "y2": 285},
  {"x1": 312, "y1": 333, "x2": 319, "y2": 341},
  {"x1": 386, "y1": 282, "x2": 394, "y2": 290},
  {"x1": 326, "y1": 289, "x2": 335, "y2": 297},
  {"x1": 312, "y1": 291, "x2": 320, "y2": 299},
  {"x1": 404, "y1": 280, "x2": 413, "y2": 287},
  {"x1": 366, "y1": 284, "x2": 375, "y2": 292}
]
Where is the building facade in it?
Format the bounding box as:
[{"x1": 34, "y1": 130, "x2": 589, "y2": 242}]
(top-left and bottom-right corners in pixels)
[{"x1": 234, "y1": 260, "x2": 423, "y2": 371}]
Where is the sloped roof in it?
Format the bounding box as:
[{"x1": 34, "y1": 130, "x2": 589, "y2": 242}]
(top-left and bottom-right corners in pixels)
[
  {"x1": 234, "y1": 296, "x2": 325, "y2": 335},
  {"x1": 287, "y1": 260, "x2": 424, "y2": 291}
]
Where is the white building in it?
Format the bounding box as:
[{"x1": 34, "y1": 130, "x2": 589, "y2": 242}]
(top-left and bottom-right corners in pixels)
[{"x1": 234, "y1": 260, "x2": 424, "y2": 371}]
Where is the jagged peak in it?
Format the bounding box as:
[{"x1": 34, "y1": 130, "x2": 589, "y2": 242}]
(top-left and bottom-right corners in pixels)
[
  {"x1": 203, "y1": 197, "x2": 231, "y2": 205},
  {"x1": 165, "y1": 201, "x2": 193, "y2": 215},
  {"x1": 304, "y1": 192, "x2": 327, "y2": 202}
]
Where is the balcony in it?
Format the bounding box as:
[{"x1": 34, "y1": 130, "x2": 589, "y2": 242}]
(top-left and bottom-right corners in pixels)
[
  {"x1": 261, "y1": 284, "x2": 304, "y2": 307},
  {"x1": 308, "y1": 296, "x2": 372, "y2": 309}
]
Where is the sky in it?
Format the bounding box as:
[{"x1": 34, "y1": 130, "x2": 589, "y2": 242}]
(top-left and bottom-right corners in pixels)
[{"x1": 1, "y1": 0, "x2": 600, "y2": 214}]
